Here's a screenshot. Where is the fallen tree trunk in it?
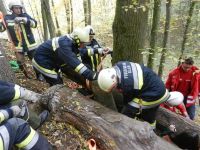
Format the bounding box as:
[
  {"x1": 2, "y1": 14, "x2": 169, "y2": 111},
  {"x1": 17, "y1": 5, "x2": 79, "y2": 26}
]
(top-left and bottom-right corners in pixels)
[
  {"x1": 39, "y1": 85, "x2": 179, "y2": 150},
  {"x1": 156, "y1": 107, "x2": 200, "y2": 142}
]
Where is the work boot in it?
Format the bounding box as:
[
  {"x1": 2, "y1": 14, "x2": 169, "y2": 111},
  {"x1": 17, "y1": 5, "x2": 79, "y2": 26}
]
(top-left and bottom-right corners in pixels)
[{"x1": 35, "y1": 110, "x2": 50, "y2": 130}]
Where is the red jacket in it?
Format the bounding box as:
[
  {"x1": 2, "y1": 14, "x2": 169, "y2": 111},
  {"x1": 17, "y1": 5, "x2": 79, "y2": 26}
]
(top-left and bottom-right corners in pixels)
[
  {"x1": 160, "y1": 103, "x2": 188, "y2": 117},
  {"x1": 165, "y1": 65, "x2": 200, "y2": 107}
]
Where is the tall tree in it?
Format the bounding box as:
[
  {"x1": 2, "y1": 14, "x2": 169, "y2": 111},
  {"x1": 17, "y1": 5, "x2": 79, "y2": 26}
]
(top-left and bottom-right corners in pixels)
[
  {"x1": 41, "y1": 0, "x2": 49, "y2": 40},
  {"x1": 112, "y1": 0, "x2": 149, "y2": 64},
  {"x1": 0, "y1": 0, "x2": 7, "y2": 14},
  {"x1": 83, "y1": 0, "x2": 89, "y2": 26},
  {"x1": 179, "y1": 1, "x2": 196, "y2": 64},
  {"x1": 158, "y1": 0, "x2": 172, "y2": 77},
  {"x1": 41, "y1": 0, "x2": 56, "y2": 38},
  {"x1": 51, "y1": 0, "x2": 61, "y2": 36},
  {"x1": 83, "y1": 0, "x2": 92, "y2": 26},
  {"x1": 64, "y1": 0, "x2": 73, "y2": 33},
  {"x1": 147, "y1": 0, "x2": 161, "y2": 69}
]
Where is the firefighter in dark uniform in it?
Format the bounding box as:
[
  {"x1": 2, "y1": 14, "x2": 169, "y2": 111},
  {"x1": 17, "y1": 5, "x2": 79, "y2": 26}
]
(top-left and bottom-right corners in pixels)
[
  {"x1": 98, "y1": 61, "x2": 183, "y2": 128},
  {"x1": 79, "y1": 25, "x2": 112, "y2": 72},
  {"x1": 32, "y1": 28, "x2": 98, "y2": 86},
  {"x1": 0, "y1": 107, "x2": 52, "y2": 150},
  {"x1": 0, "y1": 80, "x2": 49, "y2": 129},
  {"x1": 0, "y1": 0, "x2": 38, "y2": 78}
]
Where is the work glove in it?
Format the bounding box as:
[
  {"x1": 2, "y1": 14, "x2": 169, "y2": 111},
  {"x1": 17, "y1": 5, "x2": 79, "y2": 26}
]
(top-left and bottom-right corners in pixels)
[
  {"x1": 14, "y1": 17, "x2": 27, "y2": 24},
  {"x1": 97, "y1": 47, "x2": 112, "y2": 55},
  {"x1": 20, "y1": 87, "x2": 42, "y2": 103},
  {"x1": 10, "y1": 105, "x2": 22, "y2": 117}
]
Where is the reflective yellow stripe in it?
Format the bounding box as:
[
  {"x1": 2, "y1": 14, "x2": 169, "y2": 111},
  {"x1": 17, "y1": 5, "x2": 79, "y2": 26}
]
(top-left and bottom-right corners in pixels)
[
  {"x1": 13, "y1": 84, "x2": 20, "y2": 100},
  {"x1": 0, "y1": 113, "x2": 5, "y2": 123},
  {"x1": 32, "y1": 59, "x2": 57, "y2": 75},
  {"x1": 96, "y1": 54, "x2": 99, "y2": 65},
  {"x1": 87, "y1": 48, "x2": 91, "y2": 56},
  {"x1": 0, "y1": 137, "x2": 3, "y2": 150},
  {"x1": 135, "y1": 63, "x2": 143, "y2": 90},
  {"x1": 16, "y1": 127, "x2": 36, "y2": 148},
  {"x1": 133, "y1": 89, "x2": 169, "y2": 106},
  {"x1": 21, "y1": 25, "x2": 37, "y2": 49},
  {"x1": 150, "y1": 121, "x2": 156, "y2": 128},
  {"x1": 75, "y1": 63, "x2": 84, "y2": 72},
  {"x1": 7, "y1": 22, "x2": 15, "y2": 26},
  {"x1": 90, "y1": 56, "x2": 95, "y2": 71}
]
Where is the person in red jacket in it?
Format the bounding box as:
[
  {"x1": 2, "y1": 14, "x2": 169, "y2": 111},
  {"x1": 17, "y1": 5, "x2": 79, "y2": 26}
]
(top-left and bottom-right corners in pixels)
[
  {"x1": 160, "y1": 91, "x2": 189, "y2": 118},
  {"x1": 165, "y1": 57, "x2": 200, "y2": 120}
]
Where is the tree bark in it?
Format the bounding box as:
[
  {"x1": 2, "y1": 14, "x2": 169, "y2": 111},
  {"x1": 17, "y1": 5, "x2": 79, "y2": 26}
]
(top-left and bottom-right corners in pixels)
[
  {"x1": 0, "y1": 0, "x2": 7, "y2": 15},
  {"x1": 41, "y1": 0, "x2": 49, "y2": 41},
  {"x1": 112, "y1": 0, "x2": 149, "y2": 64},
  {"x1": 83, "y1": 0, "x2": 92, "y2": 26},
  {"x1": 158, "y1": 0, "x2": 171, "y2": 77},
  {"x1": 178, "y1": 1, "x2": 196, "y2": 65},
  {"x1": 39, "y1": 85, "x2": 180, "y2": 150},
  {"x1": 51, "y1": 0, "x2": 61, "y2": 36},
  {"x1": 156, "y1": 107, "x2": 200, "y2": 144},
  {"x1": 0, "y1": 41, "x2": 16, "y2": 82},
  {"x1": 147, "y1": 0, "x2": 161, "y2": 69},
  {"x1": 64, "y1": 0, "x2": 71, "y2": 33},
  {"x1": 41, "y1": 0, "x2": 56, "y2": 38}
]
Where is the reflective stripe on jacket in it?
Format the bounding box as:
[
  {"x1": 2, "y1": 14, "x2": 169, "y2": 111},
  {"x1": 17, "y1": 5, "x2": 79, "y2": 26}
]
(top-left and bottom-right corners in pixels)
[
  {"x1": 114, "y1": 61, "x2": 168, "y2": 108},
  {"x1": 1, "y1": 13, "x2": 37, "y2": 52}
]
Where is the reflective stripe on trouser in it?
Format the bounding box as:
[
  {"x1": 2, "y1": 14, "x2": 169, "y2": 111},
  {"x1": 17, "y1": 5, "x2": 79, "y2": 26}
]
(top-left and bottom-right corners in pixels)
[
  {"x1": 32, "y1": 58, "x2": 58, "y2": 79},
  {"x1": 0, "y1": 126, "x2": 10, "y2": 150},
  {"x1": 16, "y1": 127, "x2": 39, "y2": 149},
  {"x1": 128, "y1": 89, "x2": 170, "y2": 109}
]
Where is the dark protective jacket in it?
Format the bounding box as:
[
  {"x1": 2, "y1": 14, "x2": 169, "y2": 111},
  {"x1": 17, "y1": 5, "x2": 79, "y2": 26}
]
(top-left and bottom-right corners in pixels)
[
  {"x1": 80, "y1": 39, "x2": 101, "y2": 71},
  {"x1": 33, "y1": 35, "x2": 96, "y2": 80},
  {"x1": 0, "y1": 80, "x2": 20, "y2": 105},
  {"x1": 0, "y1": 13, "x2": 37, "y2": 52},
  {"x1": 114, "y1": 61, "x2": 169, "y2": 109}
]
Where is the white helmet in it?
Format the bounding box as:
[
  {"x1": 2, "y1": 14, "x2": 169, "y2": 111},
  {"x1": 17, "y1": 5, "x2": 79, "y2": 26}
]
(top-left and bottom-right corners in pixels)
[
  {"x1": 165, "y1": 91, "x2": 184, "y2": 106},
  {"x1": 71, "y1": 28, "x2": 90, "y2": 43},
  {"x1": 85, "y1": 25, "x2": 95, "y2": 35},
  {"x1": 9, "y1": 0, "x2": 23, "y2": 10},
  {"x1": 98, "y1": 68, "x2": 118, "y2": 92}
]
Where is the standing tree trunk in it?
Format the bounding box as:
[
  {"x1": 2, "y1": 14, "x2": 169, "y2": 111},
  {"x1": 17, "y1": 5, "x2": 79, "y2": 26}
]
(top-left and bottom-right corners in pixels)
[
  {"x1": 51, "y1": 0, "x2": 61, "y2": 36},
  {"x1": 178, "y1": 1, "x2": 196, "y2": 65},
  {"x1": 41, "y1": 0, "x2": 49, "y2": 41},
  {"x1": 83, "y1": 0, "x2": 89, "y2": 26},
  {"x1": 158, "y1": 0, "x2": 171, "y2": 77},
  {"x1": 41, "y1": 0, "x2": 56, "y2": 38},
  {"x1": 88, "y1": 0, "x2": 91, "y2": 25},
  {"x1": 64, "y1": 0, "x2": 73, "y2": 33},
  {"x1": 0, "y1": 0, "x2": 7, "y2": 14},
  {"x1": 112, "y1": 0, "x2": 149, "y2": 64},
  {"x1": 70, "y1": 0, "x2": 73, "y2": 32},
  {"x1": 0, "y1": 41, "x2": 16, "y2": 82},
  {"x1": 147, "y1": 0, "x2": 161, "y2": 69}
]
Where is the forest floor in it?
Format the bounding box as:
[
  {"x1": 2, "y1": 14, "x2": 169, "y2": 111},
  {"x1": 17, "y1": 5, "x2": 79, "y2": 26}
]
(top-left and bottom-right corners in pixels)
[{"x1": 2, "y1": 38, "x2": 200, "y2": 149}]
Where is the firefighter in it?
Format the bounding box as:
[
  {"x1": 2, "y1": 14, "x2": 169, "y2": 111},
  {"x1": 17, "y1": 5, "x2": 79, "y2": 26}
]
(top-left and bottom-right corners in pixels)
[
  {"x1": 97, "y1": 61, "x2": 183, "y2": 128},
  {"x1": 0, "y1": 106, "x2": 52, "y2": 150},
  {"x1": 0, "y1": 80, "x2": 49, "y2": 129},
  {"x1": 33, "y1": 28, "x2": 98, "y2": 86},
  {"x1": 79, "y1": 25, "x2": 112, "y2": 72},
  {"x1": 0, "y1": 0, "x2": 38, "y2": 78}
]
